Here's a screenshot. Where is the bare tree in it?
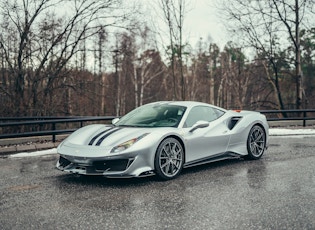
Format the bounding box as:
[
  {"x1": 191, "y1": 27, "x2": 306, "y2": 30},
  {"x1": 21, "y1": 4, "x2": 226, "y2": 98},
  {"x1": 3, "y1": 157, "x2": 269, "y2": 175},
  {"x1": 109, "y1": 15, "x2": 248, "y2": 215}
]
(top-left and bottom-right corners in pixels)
[
  {"x1": 0, "y1": 0, "x2": 133, "y2": 116},
  {"x1": 186, "y1": 38, "x2": 211, "y2": 103},
  {"x1": 208, "y1": 43, "x2": 220, "y2": 104},
  {"x1": 160, "y1": 0, "x2": 177, "y2": 100},
  {"x1": 133, "y1": 26, "x2": 166, "y2": 106},
  {"x1": 137, "y1": 50, "x2": 165, "y2": 106},
  {"x1": 112, "y1": 28, "x2": 165, "y2": 114},
  {"x1": 220, "y1": 0, "x2": 313, "y2": 109},
  {"x1": 159, "y1": 0, "x2": 188, "y2": 100}
]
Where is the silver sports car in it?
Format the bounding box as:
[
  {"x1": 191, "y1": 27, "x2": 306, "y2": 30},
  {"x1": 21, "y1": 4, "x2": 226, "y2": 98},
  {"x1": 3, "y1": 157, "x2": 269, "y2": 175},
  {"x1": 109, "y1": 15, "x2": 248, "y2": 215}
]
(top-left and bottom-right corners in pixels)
[{"x1": 56, "y1": 101, "x2": 269, "y2": 180}]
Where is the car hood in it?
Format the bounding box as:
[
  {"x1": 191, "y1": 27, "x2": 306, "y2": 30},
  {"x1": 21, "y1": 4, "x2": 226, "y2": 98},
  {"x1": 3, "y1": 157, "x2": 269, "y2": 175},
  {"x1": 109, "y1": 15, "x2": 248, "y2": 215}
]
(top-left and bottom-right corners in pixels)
[{"x1": 62, "y1": 124, "x2": 169, "y2": 148}]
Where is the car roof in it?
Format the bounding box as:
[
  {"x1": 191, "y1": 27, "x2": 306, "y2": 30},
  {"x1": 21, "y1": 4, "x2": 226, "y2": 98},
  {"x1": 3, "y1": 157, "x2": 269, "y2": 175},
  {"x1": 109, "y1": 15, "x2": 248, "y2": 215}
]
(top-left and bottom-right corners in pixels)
[{"x1": 147, "y1": 101, "x2": 227, "y2": 112}]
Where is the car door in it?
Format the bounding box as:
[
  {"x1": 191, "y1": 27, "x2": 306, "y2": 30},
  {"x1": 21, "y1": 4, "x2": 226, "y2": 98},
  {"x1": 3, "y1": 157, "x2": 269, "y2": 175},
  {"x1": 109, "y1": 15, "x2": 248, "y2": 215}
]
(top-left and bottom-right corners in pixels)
[{"x1": 183, "y1": 106, "x2": 231, "y2": 163}]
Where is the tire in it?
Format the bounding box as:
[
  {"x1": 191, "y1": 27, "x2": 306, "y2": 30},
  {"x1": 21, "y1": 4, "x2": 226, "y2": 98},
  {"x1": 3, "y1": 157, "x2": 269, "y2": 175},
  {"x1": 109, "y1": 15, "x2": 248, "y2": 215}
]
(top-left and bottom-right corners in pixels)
[
  {"x1": 154, "y1": 137, "x2": 184, "y2": 180},
  {"x1": 246, "y1": 125, "x2": 266, "y2": 160}
]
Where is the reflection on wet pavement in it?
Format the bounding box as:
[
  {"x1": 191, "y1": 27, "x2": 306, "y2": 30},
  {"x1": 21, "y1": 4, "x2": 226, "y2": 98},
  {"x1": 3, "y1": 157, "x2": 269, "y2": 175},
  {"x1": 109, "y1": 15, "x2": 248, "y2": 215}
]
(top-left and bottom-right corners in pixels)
[{"x1": 0, "y1": 137, "x2": 314, "y2": 229}]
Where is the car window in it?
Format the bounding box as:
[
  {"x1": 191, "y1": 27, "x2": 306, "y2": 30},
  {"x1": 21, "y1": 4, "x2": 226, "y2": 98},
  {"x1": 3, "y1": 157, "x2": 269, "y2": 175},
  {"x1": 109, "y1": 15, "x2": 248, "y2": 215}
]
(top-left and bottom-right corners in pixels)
[{"x1": 184, "y1": 106, "x2": 225, "y2": 128}]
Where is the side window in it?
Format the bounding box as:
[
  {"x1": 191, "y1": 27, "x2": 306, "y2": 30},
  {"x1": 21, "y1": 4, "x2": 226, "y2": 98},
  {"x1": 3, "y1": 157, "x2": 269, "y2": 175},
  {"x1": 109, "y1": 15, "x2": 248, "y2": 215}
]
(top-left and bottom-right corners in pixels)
[{"x1": 184, "y1": 106, "x2": 224, "y2": 128}]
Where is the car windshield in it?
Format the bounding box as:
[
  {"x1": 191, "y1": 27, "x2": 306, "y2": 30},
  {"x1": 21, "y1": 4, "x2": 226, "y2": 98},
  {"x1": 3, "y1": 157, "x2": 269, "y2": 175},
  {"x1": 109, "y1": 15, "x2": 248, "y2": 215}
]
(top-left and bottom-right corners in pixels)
[{"x1": 115, "y1": 103, "x2": 187, "y2": 127}]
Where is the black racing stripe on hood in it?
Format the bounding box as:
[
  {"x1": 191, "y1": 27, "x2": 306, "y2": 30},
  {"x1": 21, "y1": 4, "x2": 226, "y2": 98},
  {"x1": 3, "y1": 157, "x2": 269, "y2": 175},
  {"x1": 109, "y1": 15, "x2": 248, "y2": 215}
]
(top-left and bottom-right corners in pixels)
[
  {"x1": 88, "y1": 127, "x2": 115, "y2": 146},
  {"x1": 95, "y1": 128, "x2": 123, "y2": 146}
]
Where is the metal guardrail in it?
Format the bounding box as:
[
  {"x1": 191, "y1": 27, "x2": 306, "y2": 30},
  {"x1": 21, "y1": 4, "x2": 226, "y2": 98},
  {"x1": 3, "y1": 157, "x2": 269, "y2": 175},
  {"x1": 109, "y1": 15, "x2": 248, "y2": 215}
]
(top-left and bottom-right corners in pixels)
[
  {"x1": 0, "y1": 116, "x2": 116, "y2": 142},
  {"x1": 258, "y1": 109, "x2": 315, "y2": 127},
  {"x1": 0, "y1": 109, "x2": 315, "y2": 143}
]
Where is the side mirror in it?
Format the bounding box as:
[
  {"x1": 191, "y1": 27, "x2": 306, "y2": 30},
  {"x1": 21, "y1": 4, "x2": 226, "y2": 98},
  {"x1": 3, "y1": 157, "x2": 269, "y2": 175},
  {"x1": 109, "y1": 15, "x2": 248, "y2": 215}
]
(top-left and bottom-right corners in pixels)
[
  {"x1": 112, "y1": 117, "x2": 120, "y2": 125},
  {"x1": 189, "y1": 120, "x2": 209, "y2": 133}
]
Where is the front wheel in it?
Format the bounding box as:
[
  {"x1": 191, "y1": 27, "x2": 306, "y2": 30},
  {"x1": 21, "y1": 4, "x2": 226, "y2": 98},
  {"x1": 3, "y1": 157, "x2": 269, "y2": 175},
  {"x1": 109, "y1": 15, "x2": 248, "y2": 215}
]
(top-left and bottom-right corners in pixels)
[
  {"x1": 246, "y1": 125, "x2": 266, "y2": 160},
  {"x1": 154, "y1": 138, "x2": 184, "y2": 180}
]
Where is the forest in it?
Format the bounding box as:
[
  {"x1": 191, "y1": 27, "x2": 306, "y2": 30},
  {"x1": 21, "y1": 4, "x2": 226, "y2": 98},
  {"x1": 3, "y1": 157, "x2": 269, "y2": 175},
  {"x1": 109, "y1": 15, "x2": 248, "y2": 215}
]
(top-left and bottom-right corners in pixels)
[{"x1": 0, "y1": 0, "x2": 314, "y2": 117}]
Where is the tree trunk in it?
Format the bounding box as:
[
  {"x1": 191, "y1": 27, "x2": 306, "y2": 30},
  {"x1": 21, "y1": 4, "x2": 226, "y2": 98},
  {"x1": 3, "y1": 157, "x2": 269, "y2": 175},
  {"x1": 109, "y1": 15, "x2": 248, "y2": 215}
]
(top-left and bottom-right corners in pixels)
[{"x1": 295, "y1": 0, "x2": 303, "y2": 109}]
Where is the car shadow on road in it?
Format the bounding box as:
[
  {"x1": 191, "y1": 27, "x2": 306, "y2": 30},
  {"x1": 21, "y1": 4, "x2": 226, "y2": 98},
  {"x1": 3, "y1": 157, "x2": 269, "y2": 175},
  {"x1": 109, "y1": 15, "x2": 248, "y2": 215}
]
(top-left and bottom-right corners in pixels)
[
  {"x1": 55, "y1": 173, "x2": 156, "y2": 188},
  {"x1": 182, "y1": 158, "x2": 244, "y2": 175}
]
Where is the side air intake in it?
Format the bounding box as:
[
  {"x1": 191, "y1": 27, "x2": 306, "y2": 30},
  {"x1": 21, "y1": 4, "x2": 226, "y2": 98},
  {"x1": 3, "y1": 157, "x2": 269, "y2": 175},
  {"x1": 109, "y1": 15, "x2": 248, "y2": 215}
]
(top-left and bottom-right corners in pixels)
[{"x1": 228, "y1": 117, "x2": 242, "y2": 130}]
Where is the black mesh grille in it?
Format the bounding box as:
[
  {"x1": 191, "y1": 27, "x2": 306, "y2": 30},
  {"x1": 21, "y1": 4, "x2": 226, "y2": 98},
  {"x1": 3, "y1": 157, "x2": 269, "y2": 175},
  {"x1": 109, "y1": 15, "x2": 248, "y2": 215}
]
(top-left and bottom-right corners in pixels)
[
  {"x1": 93, "y1": 159, "x2": 132, "y2": 172},
  {"x1": 59, "y1": 156, "x2": 71, "y2": 167}
]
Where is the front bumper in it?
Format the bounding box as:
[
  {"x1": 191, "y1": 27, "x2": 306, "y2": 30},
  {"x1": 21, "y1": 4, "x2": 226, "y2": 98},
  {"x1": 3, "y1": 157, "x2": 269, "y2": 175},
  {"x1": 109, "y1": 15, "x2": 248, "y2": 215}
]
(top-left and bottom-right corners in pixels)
[{"x1": 56, "y1": 145, "x2": 156, "y2": 178}]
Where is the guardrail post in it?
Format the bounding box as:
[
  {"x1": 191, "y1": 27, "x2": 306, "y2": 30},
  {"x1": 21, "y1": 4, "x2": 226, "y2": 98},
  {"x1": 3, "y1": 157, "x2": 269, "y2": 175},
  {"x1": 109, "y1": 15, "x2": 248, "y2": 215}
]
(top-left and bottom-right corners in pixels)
[
  {"x1": 303, "y1": 111, "x2": 306, "y2": 127},
  {"x1": 52, "y1": 123, "x2": 56, "y2": 142}
]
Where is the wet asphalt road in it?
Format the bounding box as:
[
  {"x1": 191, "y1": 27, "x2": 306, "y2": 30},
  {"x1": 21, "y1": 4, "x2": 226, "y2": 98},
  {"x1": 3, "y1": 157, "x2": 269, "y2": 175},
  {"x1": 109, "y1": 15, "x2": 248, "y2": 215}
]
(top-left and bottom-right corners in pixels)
[{"x1": 0, "y1": 136, "x2": 314, "y2": 230}]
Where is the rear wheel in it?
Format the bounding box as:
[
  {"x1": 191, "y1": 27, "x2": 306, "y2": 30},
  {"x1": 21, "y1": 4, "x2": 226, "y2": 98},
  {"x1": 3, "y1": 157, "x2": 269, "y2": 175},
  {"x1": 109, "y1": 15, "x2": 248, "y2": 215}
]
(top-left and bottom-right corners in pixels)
[
  {"x1": 246, "y1": 125, "x2": 266, "y2": 160},
  {"x1": 154, "y1": 138, "x2": 184, "y2": 180}
]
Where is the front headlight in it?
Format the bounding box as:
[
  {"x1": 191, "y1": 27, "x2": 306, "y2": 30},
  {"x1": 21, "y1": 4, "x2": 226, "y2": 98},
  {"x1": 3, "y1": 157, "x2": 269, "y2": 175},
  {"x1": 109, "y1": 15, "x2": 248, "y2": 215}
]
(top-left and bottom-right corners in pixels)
[{"x1": 110, "y1": 133, "x2": 149, "y2": 153}]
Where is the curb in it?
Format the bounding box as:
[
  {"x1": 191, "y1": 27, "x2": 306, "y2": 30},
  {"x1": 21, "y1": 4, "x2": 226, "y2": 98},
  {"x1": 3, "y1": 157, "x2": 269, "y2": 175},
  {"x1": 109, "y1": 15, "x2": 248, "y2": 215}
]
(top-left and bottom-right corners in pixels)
[{"x1": 0, "y1": 142, "x2": 60, "y2": 157}]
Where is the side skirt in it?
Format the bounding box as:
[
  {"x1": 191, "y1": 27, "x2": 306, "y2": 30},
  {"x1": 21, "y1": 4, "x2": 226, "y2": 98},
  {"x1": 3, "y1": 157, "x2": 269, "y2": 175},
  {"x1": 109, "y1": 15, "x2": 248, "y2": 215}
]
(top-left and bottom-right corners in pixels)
[{"x1": 183, "y1": 152, "x2": 242, "y2": 169}]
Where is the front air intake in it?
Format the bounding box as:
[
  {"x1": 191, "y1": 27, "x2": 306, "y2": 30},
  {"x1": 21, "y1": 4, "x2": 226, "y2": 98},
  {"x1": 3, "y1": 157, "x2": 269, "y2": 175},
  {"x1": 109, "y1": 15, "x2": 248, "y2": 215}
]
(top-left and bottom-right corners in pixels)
[
  {"x1": 93, "y1": 159, "x2": 134, "y2": 172},
  {"x1": 59, "y1": 156, "x2": 71, "y2": 168}
]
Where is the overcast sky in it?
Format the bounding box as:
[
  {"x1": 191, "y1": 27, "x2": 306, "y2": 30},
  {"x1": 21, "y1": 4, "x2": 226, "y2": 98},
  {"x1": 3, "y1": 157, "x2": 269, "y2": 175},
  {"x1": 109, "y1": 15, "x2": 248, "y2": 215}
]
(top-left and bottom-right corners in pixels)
[
  {"x1": 184, "y1": 0, "x2": 228, "y2": 49},
  {"x1": 145, "y1": 0, "x2": 229, "y2": 51}
]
